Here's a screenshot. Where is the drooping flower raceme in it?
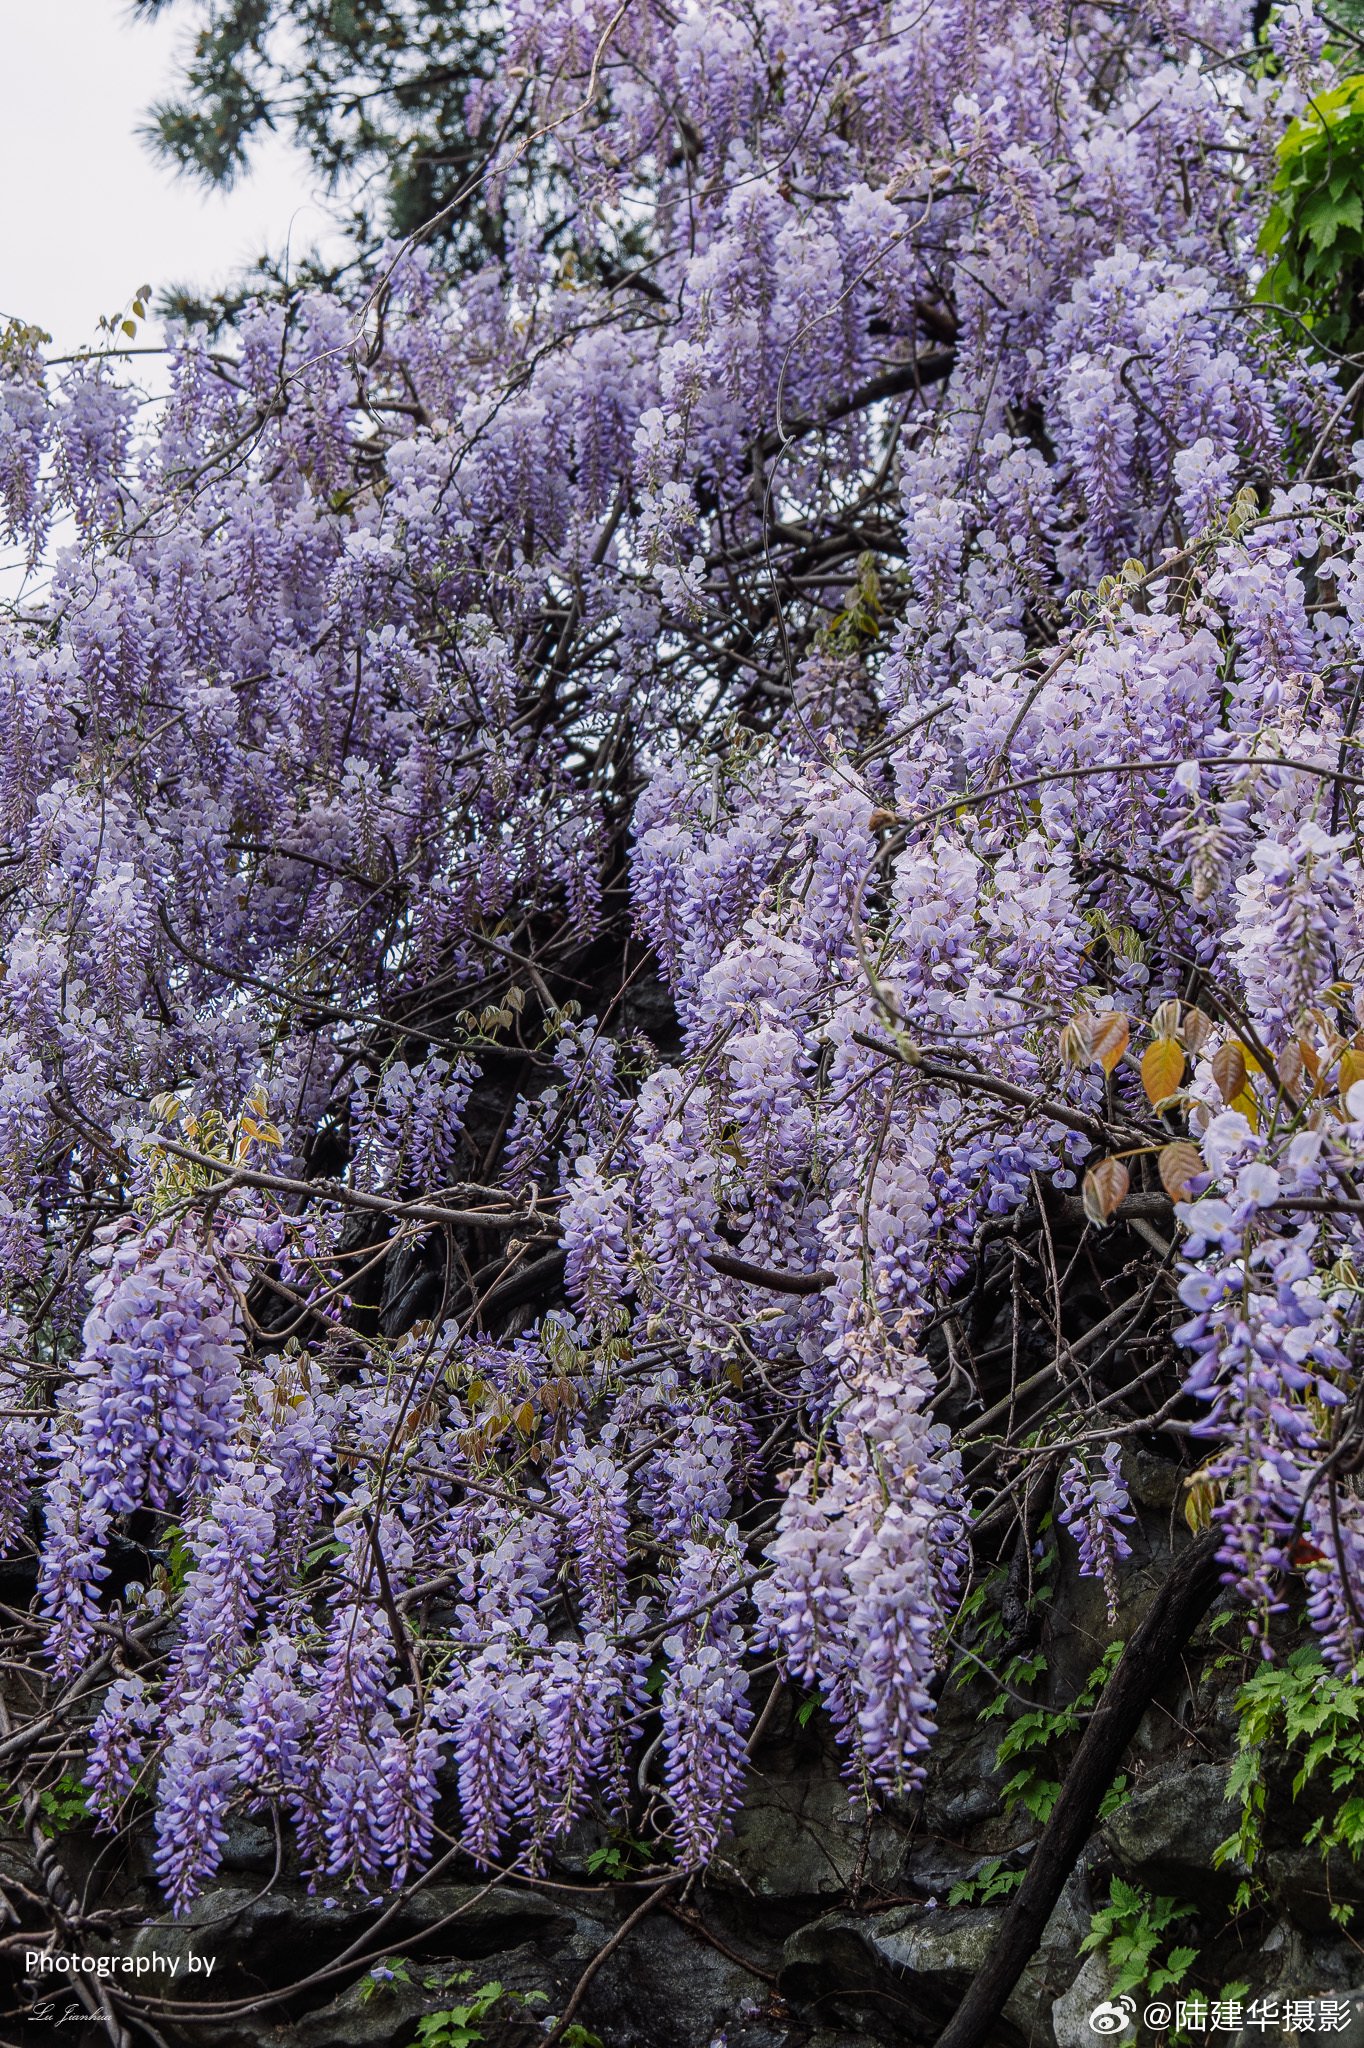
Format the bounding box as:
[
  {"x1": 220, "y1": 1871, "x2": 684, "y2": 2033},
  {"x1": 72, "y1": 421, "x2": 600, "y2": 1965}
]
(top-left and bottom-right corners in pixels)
[
  {"x1": 1058, "y1": 1444, "x2": 1136, "y2": 1626},
  {"x1": 39, "y1": 1221, "x2": 248, "y2": 1676},
  {"x1": 0, "y1": 0, "x2": 1361, "y2": 1926}
]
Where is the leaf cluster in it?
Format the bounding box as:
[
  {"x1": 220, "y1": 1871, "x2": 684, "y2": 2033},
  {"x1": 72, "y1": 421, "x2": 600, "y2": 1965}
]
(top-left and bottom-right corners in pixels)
[
  {"x1": 1258, "y1": 75, "x2": 1364, "y2": 361},
  {"x1": 0, "y1": 1769, "x2": 92, "y2": 1835},
  {"x1": 357, "y1": 1964, "x2": 554, "y2": 2047},
  {"x1": 1216, "y1": 1643, "x2": 1364, "y2": 1922},
  {"x1": 985, "y1": 1642, "x2": 1128, "y2": 1828},
  {"x1": 1079, "y1": 1878, "x2": 1198, "y2": 1999}
]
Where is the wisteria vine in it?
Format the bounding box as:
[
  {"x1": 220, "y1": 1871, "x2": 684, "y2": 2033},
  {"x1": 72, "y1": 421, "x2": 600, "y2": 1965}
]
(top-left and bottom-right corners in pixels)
[{"x1": 1, "y1": 0, "x2": 1363, "y2": 2025}]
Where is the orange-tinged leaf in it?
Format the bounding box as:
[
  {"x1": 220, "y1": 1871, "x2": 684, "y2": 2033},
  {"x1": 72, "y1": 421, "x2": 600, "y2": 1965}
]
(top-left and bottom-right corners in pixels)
[
  {"x1": 1278, "y1": 1042, "x2": 1303, "y2": 1096},
  {"x1": 1212, "y1": 1041, "x2": 1247, "y2": 1103},
  {"x1": 1340, "y1": 1046, "x2": 1364, "y2": 1103},
  {"x1": 514, "y1": 1399, "x2": 537, "y2": 1438},
  {"x1": 1082, "y1": 1156, "x2": 1130, "y2": 1226},
  {"x1": 1141, "y1": 1036, "x2": 1185, "y2": 1106},
  {"x1": 1158, "y1": 1141, "x2": 1204, "y2": 1202},
  {"x1": 1182, "y1": 1006, "x2": 1214, "y2": 1054},
  {"x1": 1299, "y1": 1036, "x2": 1322, "y2": 1084},
  {"x1": 1090, "y1": 1013, "x2": 1130, "y2": 1075}
]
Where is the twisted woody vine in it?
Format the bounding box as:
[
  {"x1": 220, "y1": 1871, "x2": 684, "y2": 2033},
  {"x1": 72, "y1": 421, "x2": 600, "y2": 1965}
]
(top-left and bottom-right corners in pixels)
[{"x1": 2, "y1": 0, "x2": 1364, "y2": 2036}]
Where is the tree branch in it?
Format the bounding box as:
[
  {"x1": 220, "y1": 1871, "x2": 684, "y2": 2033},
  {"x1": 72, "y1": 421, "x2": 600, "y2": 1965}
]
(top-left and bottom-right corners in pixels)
[
  {"x1": 705, "y1": 1250, "x2": 834, "y2": 1294},
  {"x1": 759, "y1": 352, "x2": 955, "y2": 456},
  {"x1": 932, "y1": 1532, "x2": 1225, "y2": 2048}
]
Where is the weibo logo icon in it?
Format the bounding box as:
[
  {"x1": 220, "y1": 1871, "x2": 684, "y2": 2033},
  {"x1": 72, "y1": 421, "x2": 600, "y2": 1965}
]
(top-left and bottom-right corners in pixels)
[{"x1": 1087, "y1": 1996, "x2": 1137, "y2": 2035}]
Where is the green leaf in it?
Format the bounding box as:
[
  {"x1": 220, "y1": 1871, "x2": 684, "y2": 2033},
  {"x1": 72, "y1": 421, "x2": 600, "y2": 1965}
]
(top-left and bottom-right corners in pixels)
[{"x1": 1303, "y1": 193, "x2": 1363, "y2": 253}]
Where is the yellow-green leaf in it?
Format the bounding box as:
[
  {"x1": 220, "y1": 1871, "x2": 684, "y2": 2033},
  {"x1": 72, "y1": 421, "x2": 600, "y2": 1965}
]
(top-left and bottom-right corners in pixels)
[
  {"x1": 1340, "y1": 1046, "x2": 1364, "y2": 1103},
  {"x1": 1184, "y1": 1470, "x2": 1219, "y2": 1534},
  {"x1": 1141, "y1": 1036, "x2": 1185, "y2": 1106},
  {"x1": 1229, "y1": 1088, "x2": 1260, "y2": 1133}
]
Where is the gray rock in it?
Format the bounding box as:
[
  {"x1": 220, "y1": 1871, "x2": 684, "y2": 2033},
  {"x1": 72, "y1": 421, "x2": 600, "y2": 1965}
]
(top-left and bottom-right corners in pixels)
[
  {"x1": 780, "y1": 1865, "x2": 1092, "y2": 2047},
  {"x1": 919, "y1": 1722, "x2": 1009, "y2": 1836},
  {"x1": 579, "y1": 1907, "x2": 787, "y2": 2048},
  {"x1": 118, "y1": 1879, "x2": 580, "y2": 2042},
  {"x1": 782, "y1": 1906, "x2": 968, "y2": 2043},
  {"x1": 1259, "y1": 1925, "x2": 1360, "y2": 1993},
  {"x1": 1230, "y1": 1988, "x2": 1364, "y2": 2048},
  {"x1": 902, "y1": 1840, "x2": 988, "y2": 1900},
  {"x1": 1266, "y1": 1850, "x2": 1364, "y2": 1935},
  {"x1": 292, "y1": 1945, "x2": 579, "y2": 2048},
  {"x1": 292, "y1": 1972, "x2": 435, "y2": 2048},
  {"x1": 865, "y1": 1903, "x2": 1004, "y2": 1981},
  {"x1": 1102, "y1": 1762, "x2": 1243, "y2": 1894},
  {"x1": 1126, "y1": 1448, "x2": 1183, "y2": 1512},
  {"x1": 219, "y1": 1818, "x2": 278, "y2": 1875},
  {"x1": 723, "y1": 1770, "x2": 905, "y2": 1899},
  {"x1": 1052, "y1": 1954, "x2": 1124, "y2": 2048},
  {"x1": 1312, "y1": 1990, "x2": 1364, "y2": 2048}
]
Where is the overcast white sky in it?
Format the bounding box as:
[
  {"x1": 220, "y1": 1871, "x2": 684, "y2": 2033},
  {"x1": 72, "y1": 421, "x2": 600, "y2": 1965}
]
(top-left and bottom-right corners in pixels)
[{"x1": 0, "y1": 0, "x2": 336, "y2": 353}]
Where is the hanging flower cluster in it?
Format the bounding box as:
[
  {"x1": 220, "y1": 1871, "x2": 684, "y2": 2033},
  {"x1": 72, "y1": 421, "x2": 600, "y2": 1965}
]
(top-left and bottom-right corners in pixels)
[{"x1": 0, "y1": 0, "x2": 1361, "y2": 1919}]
